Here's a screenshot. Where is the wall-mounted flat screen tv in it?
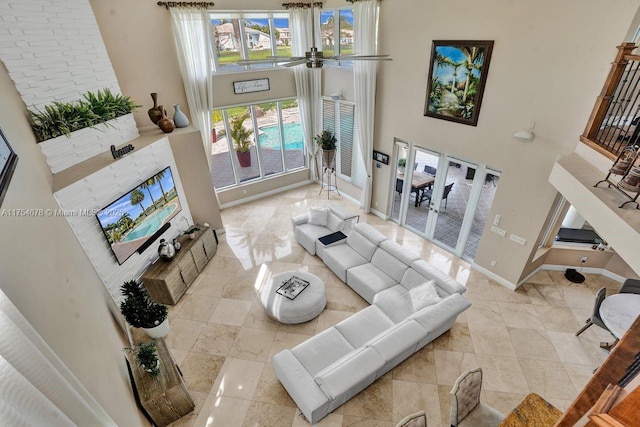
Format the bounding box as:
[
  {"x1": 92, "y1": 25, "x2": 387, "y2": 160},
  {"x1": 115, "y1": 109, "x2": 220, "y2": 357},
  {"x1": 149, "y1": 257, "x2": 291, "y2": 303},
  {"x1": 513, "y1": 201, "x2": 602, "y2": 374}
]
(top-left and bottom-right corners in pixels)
[{"x1": 96, "y1": 166, "x2": 182, "y2": 265}]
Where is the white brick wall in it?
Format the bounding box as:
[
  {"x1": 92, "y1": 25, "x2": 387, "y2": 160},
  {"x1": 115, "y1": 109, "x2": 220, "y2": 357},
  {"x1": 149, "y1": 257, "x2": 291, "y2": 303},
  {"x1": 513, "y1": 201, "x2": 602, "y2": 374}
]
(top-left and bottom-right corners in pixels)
[
  {"x1": 0, "y1": 0, "x2": 121, "y2": 110},
  {"x1": 54, "y1": 138, "x2": 194, "y2": 303},
  {"x1": 0, "y1": 0, "x2": 139, "y2": 172}
]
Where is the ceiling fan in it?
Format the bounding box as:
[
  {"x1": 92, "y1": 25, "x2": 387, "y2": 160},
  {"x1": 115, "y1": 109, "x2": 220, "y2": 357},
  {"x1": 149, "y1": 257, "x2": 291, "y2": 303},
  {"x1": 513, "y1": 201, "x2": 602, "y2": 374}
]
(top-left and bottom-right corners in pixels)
[{"x1": 238, "y1": 2, "x2": 391, "y2": 68}]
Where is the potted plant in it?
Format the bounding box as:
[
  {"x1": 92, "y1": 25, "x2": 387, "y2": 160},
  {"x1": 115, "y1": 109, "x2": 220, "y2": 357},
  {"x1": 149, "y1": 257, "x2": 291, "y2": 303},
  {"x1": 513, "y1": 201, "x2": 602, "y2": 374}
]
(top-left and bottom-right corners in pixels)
[
  {"x1": 136, "y1": 341, "x2": 160, "y2": 377},
  {"x1": 398, "y1": 158, "x2": 407, "y2": 173},
  {"x1": 314, "y1": 130, "x2": 337, "y2": 168},
  {"x1": 119, "y1": 279, "x2": 169, "y2": 338},
  {"x1": 220, "y1": 112, "x2": 254, "y2": 167}
]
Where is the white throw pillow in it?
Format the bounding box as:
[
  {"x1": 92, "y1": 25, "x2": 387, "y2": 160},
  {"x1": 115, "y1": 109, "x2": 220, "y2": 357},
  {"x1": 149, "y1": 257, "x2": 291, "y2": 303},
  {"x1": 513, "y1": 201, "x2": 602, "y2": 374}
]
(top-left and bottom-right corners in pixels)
[
  {"x1": 308, "y1": 207, "x2": 329, "y2": 226},
  {"x1": 409, "y1": 280, "x2": 442, "y2": 308}
]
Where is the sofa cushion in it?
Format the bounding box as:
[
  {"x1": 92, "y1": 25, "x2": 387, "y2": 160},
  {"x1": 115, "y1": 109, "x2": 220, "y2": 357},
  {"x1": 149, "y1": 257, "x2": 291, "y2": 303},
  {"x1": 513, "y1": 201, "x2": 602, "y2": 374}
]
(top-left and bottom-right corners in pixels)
[
  {"x1": 295, "y1": 223, "x2": 331, "y2": 255},
  {"x1": 335, "y1": 305, "x2": 394, "y2": 348},
  {"x1": 313, "y1": 347, "x2": 385, "y2": 400},
  {"x1": 346, "y1": 263, "x2": 396, "y2": 304},
  {"x1": 326, "y1": 211, "x2": 343, "y2": 232},
  {"x1": 364, "y1": 319, "x2": 427, "y2": 365},
  {"x1": 408, "y1": 293, "x2": 472, "y2": 333},
  {"x1": 309, "y1": 207, "x2": 329, "y2": 226},
  {"x1": 291, "y1": 327, "x2": 354, "y2": 376},
  {"x1": 370, "y1": 244, "x2": 414, "y2": 283},
  {"x1": 373, "y1": 281, "x2": 441, "y2": 323},
  {"x1": 379, "y1": 240, "x2": 421, "y2": 268},
  {"x1": 323, "y1": 244, "x2": 369, "y2": 282},
  {"x1": 405, "y1": 260, "x2": 467, "y2": 296},
  {"x1": 346, "y1": 229, "x2": 379, "y2": 261}
]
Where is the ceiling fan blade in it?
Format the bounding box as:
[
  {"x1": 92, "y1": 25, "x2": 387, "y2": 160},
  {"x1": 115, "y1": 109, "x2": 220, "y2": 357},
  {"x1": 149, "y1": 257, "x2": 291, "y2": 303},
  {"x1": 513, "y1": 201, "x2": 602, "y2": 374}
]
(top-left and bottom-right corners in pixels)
[
  {"x1": 348, "y1": 57, "x2": 393, "y2": 61},
  {"x1": 338, "y1": 54, "x2": 391, "y2": 59},
  {"x1": 281, "y1": 59, "x2": 310, "y2": 68},
  {"x1": 266, "y1": 56, "x2": 305, "y2": 61}
]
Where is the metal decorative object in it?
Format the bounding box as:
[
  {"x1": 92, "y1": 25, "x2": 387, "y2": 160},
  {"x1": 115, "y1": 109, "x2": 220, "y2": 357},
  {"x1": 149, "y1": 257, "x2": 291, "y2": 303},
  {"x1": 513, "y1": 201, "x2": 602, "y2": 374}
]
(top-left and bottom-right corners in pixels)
[
  {"x1": 158, "y1": 239, "x2": 176, "y2": 261},
  {"x1": 594, "y1": 144, "x2": 640, "y2": 209}
]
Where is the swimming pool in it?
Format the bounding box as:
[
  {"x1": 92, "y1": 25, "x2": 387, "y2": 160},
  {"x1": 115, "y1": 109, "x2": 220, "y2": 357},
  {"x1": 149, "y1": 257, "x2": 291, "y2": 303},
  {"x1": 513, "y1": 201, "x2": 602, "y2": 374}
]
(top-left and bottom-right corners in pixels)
[
  {"x1": 259, "y1": 122, "x2": 304, "y2": 150},
  {"x1": 123, "y1": 204, "x2": 177, "y2": 242}
]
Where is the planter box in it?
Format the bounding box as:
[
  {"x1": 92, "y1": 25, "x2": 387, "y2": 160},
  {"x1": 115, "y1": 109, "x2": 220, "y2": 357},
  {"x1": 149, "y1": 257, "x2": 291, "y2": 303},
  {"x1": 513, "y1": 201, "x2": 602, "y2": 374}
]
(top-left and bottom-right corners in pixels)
[{"x1": 39, "y1": 113, "x2": 139, "y2": 174}]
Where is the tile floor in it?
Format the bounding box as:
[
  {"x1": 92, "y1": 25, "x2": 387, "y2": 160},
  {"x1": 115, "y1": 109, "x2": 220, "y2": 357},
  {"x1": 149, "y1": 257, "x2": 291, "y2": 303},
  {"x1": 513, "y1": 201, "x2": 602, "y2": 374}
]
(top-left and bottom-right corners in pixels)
[{"x1": 165, "y1": 183, "x2": 617, "y2": 427}]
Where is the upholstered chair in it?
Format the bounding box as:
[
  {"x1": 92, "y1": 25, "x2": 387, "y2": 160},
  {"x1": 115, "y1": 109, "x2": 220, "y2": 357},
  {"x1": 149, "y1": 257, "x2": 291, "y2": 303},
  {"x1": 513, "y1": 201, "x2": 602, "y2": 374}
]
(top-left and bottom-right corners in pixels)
[
  {"x1": 450, "y1": 368, "x2": 504, "y2": 427},
  {"x1": 396, "y1": 410, "x2": 426, "y2": 427}
]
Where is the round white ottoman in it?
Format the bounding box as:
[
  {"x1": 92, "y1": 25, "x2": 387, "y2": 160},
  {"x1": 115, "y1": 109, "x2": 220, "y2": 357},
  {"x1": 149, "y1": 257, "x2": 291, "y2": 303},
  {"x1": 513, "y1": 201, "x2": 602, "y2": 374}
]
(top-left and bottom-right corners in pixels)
[{"x1": 260, "y1": 271, "x2": 326, "y2": 324}]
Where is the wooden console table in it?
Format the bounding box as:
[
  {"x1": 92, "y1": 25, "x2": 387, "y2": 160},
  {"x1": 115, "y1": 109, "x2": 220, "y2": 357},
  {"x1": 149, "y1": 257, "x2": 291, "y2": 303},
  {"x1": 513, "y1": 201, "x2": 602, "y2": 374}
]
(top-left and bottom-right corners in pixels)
[
  {"x1": 125, "y1": 337, "x2": 194, "y2": 426},
  {"x1": 141, "y1": 225, "x2": 217, "y2": 304}
]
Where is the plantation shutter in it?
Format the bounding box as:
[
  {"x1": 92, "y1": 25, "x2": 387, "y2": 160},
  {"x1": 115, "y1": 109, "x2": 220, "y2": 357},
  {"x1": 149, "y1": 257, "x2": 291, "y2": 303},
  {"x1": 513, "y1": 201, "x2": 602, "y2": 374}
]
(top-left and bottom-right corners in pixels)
[
  {"x1": 322, "y1": 99, "x2": 336, "y2": 135},
  {"x1": 339, "y1": 103, "x2": 355, "y2": 178}
]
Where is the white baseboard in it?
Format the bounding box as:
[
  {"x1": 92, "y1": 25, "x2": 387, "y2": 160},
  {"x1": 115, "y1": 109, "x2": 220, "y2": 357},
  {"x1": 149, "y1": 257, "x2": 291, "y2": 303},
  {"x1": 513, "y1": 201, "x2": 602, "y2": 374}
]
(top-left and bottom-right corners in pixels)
[
  {"x1": 219, "y1": 180, "x2": 313, "y2": 209},
  {"x1": 370, "y1": 208, "x2": 388, "y2": 220},
  {"x1": 517, "y1": 264, "x2": 625, "y2": 287},
  {"x1": 471, "y1": 264, "x2": 517, "y2": 290}
]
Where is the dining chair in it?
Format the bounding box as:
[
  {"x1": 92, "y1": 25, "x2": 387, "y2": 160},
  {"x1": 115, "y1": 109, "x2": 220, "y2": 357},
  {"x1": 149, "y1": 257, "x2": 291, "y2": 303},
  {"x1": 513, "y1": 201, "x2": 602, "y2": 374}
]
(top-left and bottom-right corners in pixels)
[
  {"x1": 423, "y1": 165, "x2": 437, "y2": 176},
  {"x1": 450, "y1": 368, "x2": 505, "y2": 427},
  {"x1": 619, "y1": 278, "x2": 640, "y2": 294},
  {"x1": 576, "y1": 287, "x2": 610, "y2": 336},
  {"x1": 395, "y1": 410, "x2": 426, "y2": 427},
  {"x1": 419, "y1": 183, "x2": 454, "y2": 209}
]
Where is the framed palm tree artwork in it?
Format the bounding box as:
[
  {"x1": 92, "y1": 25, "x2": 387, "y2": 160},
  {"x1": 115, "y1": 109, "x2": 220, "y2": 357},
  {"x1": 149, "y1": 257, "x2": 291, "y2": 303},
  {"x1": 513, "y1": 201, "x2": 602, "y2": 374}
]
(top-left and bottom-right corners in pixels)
[
  {"x1": 424, "y1": 40, "x2": 494, "y2": 126},
  {"x1": 0, "y1": 126, "x2": 18, "y2": 207}
]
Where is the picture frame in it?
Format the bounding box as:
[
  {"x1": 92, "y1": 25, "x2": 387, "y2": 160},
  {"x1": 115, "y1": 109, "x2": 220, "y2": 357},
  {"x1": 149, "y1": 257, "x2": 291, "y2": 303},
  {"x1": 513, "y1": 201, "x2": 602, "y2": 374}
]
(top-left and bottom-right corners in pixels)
[
  {"x1": 233, "y1": 78, "x2": 270, "y2": 94},
  {"x1": 0, "y1": 126, "x2": 18, "y2": 208},
  {"x1": 424, "y1": 40, "x2": 494, "y2": 127},
  {"x1": 373, "y1": 150, "x2": 389, "y2": 165}
]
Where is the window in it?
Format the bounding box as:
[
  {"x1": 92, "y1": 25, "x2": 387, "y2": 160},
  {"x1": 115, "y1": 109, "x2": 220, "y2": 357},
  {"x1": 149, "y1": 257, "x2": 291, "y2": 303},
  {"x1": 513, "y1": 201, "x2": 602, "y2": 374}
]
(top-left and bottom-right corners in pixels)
[
  {"x1": 320, "y1": 7, "x2": 354, "y2": 66},
  {"x1": 322, "y1": 98, "x2": 364, "y2": 187},
  {"x1": 210, "y1": 12, "x2": 291, "y2": 72},
  {"x1": 210, "y1": 99, "x2": 306, "y2": 190}
]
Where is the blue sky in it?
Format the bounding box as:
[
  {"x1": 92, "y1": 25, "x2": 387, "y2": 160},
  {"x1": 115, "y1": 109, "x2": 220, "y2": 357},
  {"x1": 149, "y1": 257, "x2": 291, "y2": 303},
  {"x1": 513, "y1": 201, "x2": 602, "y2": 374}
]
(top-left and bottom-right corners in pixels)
[
  {"x1": 97, "y1": 168, "x2": 177, "y2": 227},
  {"x1": 432, "y1": 46, "x2": 483, "y2": 82}
]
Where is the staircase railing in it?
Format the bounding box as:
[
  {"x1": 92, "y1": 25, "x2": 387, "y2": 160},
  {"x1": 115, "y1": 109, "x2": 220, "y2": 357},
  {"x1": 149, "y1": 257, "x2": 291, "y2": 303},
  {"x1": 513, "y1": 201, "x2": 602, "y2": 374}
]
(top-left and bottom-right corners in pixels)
[{"x1": 581, "y1": 42, "x2": 640, "y2": 159}]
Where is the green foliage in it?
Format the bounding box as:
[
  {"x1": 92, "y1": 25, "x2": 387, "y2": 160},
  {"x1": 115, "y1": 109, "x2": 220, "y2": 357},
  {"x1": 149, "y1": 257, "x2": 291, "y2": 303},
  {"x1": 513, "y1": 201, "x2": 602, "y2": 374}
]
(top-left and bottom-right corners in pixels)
[
  {"x1": 220, "y1": 112, "x2": 254, "y2": 153},
  {"x1": 136, "y1": 341, "x2": 160, "y2": 377},
  {"x1": 398, "y1": 158, "x2": 407, "y2": 168},
  {"x1": 29, "y1": 88, "x2": 140, "y2": 143},
  {"x1": 119, "y1": 279, "x2": 167, "y2": 329},
  {"x1": 314, "y1": 130, "x2": 337, "y2": 150}
]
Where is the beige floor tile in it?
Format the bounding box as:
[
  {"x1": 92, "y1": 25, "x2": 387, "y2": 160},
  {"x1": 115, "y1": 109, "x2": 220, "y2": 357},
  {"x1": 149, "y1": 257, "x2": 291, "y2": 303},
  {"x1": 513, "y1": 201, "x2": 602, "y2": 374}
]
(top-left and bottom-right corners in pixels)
[
  {"x1": 519, "y1": 359, "x2": 578, "y2": 400},
  {"x1": 498, "y1": 302, "x2": 545, "y2": 329},
  {"x1": 522, "y1": 283, "x2": 552, "y2": 306},
  {"x1": 179, "y1": 352, "x2": 225, "y2": 393},
  {"x1": 562, "y1": 286, "x2": 597, "y2": 309},
  {"x1": 343, "y1": 377, "x2": 393, "y2": 421},
  {"x1": 463, "y1": 277, "x2": 495, "y2": 301},
  {"x1": 188, "y1": 271, "x2": 226, "y2": 297},
  {"x1": 175, "y1": 294, "x2": 221, "y2": 322},
  {"x1": 195, "y1": 395, "x2": 250, "y2": 427},
  {"x1": 528, "y1": 270, "x2": 556, "y2": 285},
  {"x1": 169, "y1": 348, "x2": 189, "y2": 366},
  {"x1": 483, "y1": 390, "x2": 526, "y2": 417},
  {"x1": 464, "y1": 299, "x2": 504, "y2": 327},
  {"x1": 341, "y1": 416, "x2": 393, "y2": 427},
  {"x1": 325, "y1": 286, "x2": 365, "y2": 313},
  {"x1": 222, "y1": 275, "x2": 261, "y2": 301},
  {"x1": 547, "y1": 331, "x2": 607, "y2": 366},
  {"x1": 292, "y1": 411, "x2": 342, "y2": 426},
  {"x1": 508, "y1": 328, "x2": 561, "y2": 362},
  {"x1": 433, "y1": 350, "x2": 478, "y2": 386},
  {"x1": 167, "y1": 413, "x2": 197, "y2": 427},
  {"x1": 191, "y1": 323, "x2": 240, "y2": 356},
  {"x1": 210, "y1": 357, "x2": 264, "y2": 400},
  {"x1": 468, "y1": 324, "x2": 517, "y2": 357},
  {"x1": 229, "y1": 327, "x2": 277, "y2": 362},
  {"x1": 431, "y1": 323, "x2": 474, "y2": 353},
  {"x1": 392, "y1": 380, "x2": 441, "y2": 426},
  {"x1": 530, "y1": 283, "x2": 567, "y2": 307},
  {"x1": 475, "y1": 354, "x2": 529, "y2": 394},
  {"x1": 253, "y1": 363, "x2": 296, "y2": 407},
  {"x1": 243, "y1": 301, "x2": 280, "y2": 332},
  {"x1": 563, "y1": 362, "x2": 598, "y2": 391},
  {"x1": 209, "y1": 298, "x2": 252, "y2": 326},
  {"x1": 490, "y1": 282, "x2": 531, "y2": 304},
  {"x1": 268, "y1": 331, "x2": 311, "y2": 359},
  {"x1": 164, "y1": 318, "x2": 205, "y2": 351},
  {"x1": 242, "y1": 401, "x2": 296, "y2": 427},
  {"x1": 437, "y1": 384, "x2": 452, "y2": 427},
  {"x1": 534, "y1": 305, "x2": 582, "y2": 332},
  {"x1": 391, "y1": 347, "x2": 437, "y2": 384}
]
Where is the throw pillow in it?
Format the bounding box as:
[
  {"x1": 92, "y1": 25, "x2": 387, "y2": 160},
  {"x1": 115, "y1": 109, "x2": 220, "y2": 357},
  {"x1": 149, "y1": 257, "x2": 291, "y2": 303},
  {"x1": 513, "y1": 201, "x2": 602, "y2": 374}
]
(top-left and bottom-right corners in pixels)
[
  {"x1": 308, "y1": 207, "x2": 329, "y2": 226},
  {"x1": 395, "y1": 410, "x2": 426, "y2": 427},
  {"x1": 409, "y1": 279, "x2": 442, "y2": 308}
]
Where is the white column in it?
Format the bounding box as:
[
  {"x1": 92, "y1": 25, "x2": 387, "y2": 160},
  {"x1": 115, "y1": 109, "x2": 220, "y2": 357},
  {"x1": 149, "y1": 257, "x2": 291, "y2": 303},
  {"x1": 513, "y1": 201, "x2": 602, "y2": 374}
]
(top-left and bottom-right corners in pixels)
[{"x1": 562, "y1": 205, "x2": 586, "y2": 229}]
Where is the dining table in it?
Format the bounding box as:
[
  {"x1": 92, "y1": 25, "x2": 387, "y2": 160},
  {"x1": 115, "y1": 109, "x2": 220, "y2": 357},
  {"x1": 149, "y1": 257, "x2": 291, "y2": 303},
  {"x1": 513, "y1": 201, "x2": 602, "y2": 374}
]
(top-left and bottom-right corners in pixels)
[
  {"x1": 599, "y1": 293, "x2": 640, "y2": 339},
  {"x1": 397, "y1": 172, "x2": 435, "y2": 207}
]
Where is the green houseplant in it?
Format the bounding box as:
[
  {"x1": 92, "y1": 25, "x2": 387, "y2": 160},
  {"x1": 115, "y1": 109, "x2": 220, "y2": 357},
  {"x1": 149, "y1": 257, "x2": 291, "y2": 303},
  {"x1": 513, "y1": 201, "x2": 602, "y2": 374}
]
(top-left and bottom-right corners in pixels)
[
  {"x1": 220, "y1": 112, "x2": 254, "y2": 167},
  {"x1": 28, "y1": 88, "x2": 140, "y2": 143},
  {"x1": 398, "y1": 158, "x2": 407, "y2": 173},
  {"x1": 136, "y1": 341, "x2": 160, "y2": 377},
  {"x1": 119, "y1": 279, "x2": 169, "y2": 338},
  {"x1": 314, "y1": 130, "x2": 337, "y2": 167}
]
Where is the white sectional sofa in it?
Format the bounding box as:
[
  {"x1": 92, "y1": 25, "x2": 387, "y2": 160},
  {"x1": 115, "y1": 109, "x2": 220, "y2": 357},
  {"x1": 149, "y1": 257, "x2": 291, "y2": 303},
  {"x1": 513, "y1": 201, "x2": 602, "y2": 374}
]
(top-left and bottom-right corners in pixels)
[
  {"x1": 274, "y1": 222, "x2": 471, "y2": 424},
  {"x1": 291, "y1": 203, "x2": 359, "y2": 256}
]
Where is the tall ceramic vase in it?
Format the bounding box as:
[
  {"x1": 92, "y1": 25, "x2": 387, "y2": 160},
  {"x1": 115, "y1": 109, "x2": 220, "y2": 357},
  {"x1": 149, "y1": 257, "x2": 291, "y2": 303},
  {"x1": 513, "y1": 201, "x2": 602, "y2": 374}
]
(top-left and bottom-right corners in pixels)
[
  {"x1": 157, "y1": 105, "x2": 175, "y2": 133},
  {"x1": 173, "y1": 104, "x2": 189, "y2": 128},
  {"x1": 147, "y1": 93, "x2": 163, "y2": 125}
]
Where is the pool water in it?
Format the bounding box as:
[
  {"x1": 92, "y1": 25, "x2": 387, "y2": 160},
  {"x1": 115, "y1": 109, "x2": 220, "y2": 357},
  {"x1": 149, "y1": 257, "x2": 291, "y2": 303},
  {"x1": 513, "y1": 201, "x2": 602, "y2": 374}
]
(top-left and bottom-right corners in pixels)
[
  {"x1": 259, "y1": 122, "x2": 304, "y2": 150},
  {"x1": 123, "y1": 204, "x2": 177, "y2": 242}
]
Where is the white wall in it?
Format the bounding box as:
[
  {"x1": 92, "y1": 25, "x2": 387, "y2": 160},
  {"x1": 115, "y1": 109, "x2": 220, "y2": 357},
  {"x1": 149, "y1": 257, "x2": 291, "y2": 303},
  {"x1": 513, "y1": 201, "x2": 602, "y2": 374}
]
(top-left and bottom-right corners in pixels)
[{"x1": 54, "y1": 138, "x2": 194, "y2": 303}]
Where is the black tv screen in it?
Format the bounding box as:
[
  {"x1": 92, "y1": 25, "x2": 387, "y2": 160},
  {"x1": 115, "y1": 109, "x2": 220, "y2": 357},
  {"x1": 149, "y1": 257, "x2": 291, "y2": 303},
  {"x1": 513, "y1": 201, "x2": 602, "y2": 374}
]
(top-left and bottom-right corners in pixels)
[{"x1": 96, "y1": 166, "x2": 182, "y2": 265}]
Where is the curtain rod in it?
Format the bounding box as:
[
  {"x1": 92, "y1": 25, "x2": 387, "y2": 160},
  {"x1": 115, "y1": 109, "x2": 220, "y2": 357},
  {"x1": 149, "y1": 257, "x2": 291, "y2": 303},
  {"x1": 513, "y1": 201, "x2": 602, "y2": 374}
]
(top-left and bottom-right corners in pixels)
[
  {"x1": 157, "y1": 1, "x2": 215, "y2": 10},
  {"x1": 282, "y1": 2, "x2": 323, "y2": 10}
]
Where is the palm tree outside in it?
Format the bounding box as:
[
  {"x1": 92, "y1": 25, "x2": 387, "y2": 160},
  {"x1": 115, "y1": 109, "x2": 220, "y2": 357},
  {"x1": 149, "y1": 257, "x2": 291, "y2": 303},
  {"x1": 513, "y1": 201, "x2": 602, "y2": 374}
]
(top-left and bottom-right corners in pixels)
[{"x1": 130, "y1": 188, "x2": 147, "y2": 217}]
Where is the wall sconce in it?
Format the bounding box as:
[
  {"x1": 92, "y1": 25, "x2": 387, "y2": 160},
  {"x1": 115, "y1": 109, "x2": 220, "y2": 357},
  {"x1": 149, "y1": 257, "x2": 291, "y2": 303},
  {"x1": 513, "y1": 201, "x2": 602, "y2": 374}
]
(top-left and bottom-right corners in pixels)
[
  {"x1": 514, "y1": 121, "x2": 536, "y2": 142},
  {"x1": 331, "y1": 93, "x2": 342, "y2": 101}
]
